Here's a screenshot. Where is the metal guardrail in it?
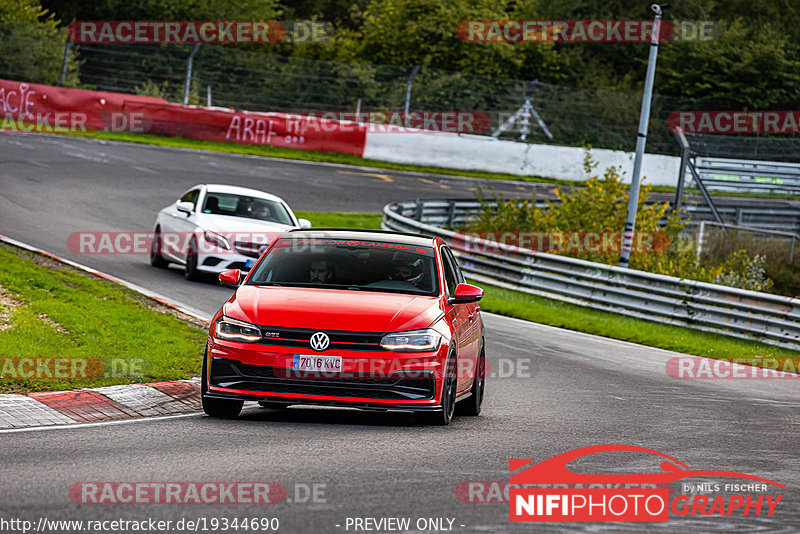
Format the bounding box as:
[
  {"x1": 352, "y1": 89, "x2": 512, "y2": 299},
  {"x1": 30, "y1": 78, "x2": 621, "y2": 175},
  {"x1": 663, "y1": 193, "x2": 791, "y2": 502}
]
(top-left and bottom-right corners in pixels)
[
  {"x1": 389, "y1": 198, "x2": 800, "y2": 234},
  {"x1": 382, "y1": 199, "x2": 800, "y2": 351},
  {"x1": 695, "y1": 157, "x2": 800, "y2": 195}
]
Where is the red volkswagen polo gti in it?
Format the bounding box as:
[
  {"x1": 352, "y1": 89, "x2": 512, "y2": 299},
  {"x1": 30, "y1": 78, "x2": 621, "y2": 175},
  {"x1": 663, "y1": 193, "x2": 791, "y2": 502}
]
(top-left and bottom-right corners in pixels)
[{"x1": 202, "y1": 229, "x2": 485, "y2": 425}]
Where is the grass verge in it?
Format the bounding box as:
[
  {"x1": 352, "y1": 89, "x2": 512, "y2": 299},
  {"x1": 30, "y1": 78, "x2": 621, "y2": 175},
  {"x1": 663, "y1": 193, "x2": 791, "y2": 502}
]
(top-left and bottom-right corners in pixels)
[
  {"x1": 472, "y1": 278, "x2": 800, "y2": 370},
  {"x1": 294, "y1": 210, "x2": 384, "y2": 230},
  {"x1": 0, "y1": 243, "x2": 205, "y2": 394}
]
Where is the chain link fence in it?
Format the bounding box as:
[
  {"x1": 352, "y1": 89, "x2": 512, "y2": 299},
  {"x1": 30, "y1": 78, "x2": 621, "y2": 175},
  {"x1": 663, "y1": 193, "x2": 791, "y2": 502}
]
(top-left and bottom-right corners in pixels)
[{"x1": 0, "y1": 33, "x2": 769, "y2": 156}]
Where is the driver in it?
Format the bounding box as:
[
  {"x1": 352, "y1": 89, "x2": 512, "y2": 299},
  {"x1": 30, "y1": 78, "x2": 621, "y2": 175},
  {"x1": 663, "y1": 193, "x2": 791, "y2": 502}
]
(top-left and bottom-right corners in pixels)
[
  {"x1": 309, "y1": 258, "x2": 333, "y2": 283},
  {"x1": 253, "y1": 201, "x2": 271, "y2": 220},
  {"x1": 388, "y1": 253, "x2": 424, "y2": 287}
]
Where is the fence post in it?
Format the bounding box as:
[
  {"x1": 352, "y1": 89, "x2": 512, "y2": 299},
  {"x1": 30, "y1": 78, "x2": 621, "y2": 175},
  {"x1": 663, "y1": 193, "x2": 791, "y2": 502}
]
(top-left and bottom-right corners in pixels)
[
  {"x1": 696, "y1": 221, "x2": 706, "y2": 260},
  {"x1": 404, "y1": 66, "x2": 420, "y2": 115},
  {"x1": 59, "y1": 37, "x2": 72, "y2": 86},
  {"x1": 183, "y1": 44, "x2": 202, "y2": 105},
  {"x1": 414, "y1": 198, "x2": 423, "y2": 221},
  {"x1": 206, "y1": 85, "x2": 211, "y2": 107},
  {"x1": 673, "y1": 128, "x2": 689, "y2": 209}
]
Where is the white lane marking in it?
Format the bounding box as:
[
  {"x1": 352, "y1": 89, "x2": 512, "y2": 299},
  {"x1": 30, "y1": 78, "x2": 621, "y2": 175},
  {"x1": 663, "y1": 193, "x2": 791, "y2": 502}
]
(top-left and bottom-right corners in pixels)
[{"x1": 0, "y1": 412, "x2": 202, "y2": 434}]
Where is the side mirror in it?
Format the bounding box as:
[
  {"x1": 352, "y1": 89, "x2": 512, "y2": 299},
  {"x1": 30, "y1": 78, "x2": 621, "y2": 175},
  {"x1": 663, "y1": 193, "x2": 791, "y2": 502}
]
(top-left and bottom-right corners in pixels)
[
  {"x1": 219, "y1": 269, "x2": 242, "y2": 289},
  {"x1": 298, "y1": 218, "x2": 312, "y2": 229},
  {"x1": 176, "y1": 201, "x2": 194, "y2": 215},
  {"x1": 448, "y1": 283, "x2": 483, "y2": 304}
]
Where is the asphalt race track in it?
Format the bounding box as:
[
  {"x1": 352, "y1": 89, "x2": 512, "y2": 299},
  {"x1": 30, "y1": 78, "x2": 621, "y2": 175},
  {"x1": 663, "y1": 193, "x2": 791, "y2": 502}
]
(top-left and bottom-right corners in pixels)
[{"x1": 1, "y1": 132, "x2": 799, "y2": 533}]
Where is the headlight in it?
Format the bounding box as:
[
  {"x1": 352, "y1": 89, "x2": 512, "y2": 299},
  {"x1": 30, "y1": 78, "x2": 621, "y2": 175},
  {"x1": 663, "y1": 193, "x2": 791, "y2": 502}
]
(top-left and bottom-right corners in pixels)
[
  {"x1": 215, "y1": 316, "x2": 261, "y2": 342},
  {"x1": 380, "y1": 329, "x2": 441, "y2": 352},
  {"x1": 204, "y1": 231, "x2": 231, "y2": 250}
]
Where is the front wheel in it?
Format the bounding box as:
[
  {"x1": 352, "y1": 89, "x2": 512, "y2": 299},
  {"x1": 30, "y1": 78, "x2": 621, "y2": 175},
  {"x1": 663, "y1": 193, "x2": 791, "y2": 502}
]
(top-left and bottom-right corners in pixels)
[
  {"x1": 416, "y1": 353, "x2": 457, "y2": 426},
  {"x1": 149, "y1": 227, "x2": 168, "y2": 268},
  {"x1": 457, "y1": 345, "x2": 485, "y2": 416},
  {"x1": 184, "y1": 238, "x2": 202, "y2": 281},
  {"x1": 201, "y1": 349, "x2": 243, "y2": 419}
]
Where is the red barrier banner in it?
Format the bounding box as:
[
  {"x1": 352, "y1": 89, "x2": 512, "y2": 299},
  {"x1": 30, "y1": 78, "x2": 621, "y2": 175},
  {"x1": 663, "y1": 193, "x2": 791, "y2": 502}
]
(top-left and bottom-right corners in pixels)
[
  {"x1": 0, "y1": 78, "x2": 166, "y2": 131},
  {"x1": 121, "y1": 101, "x2": 367, "y2": 156},
  {"x1": 1, "y1": 78, "x2": 367, "y2": 156}
]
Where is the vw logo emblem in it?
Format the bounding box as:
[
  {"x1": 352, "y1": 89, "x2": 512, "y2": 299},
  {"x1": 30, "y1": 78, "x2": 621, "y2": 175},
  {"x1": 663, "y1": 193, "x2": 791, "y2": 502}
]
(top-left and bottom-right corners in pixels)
[{"x1": 310, "y1": 332, "x2": 330, "y2": 352}]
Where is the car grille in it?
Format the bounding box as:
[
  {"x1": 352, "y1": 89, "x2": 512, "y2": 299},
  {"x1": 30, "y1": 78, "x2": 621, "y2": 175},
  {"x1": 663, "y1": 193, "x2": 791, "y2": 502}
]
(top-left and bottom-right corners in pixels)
[
  {"x1": 210, "y1": 358, "x2": 435, "y2": 400},
  {"x1": 234, "y1": 241, "x2": 266, "y2": 258},
  {"x1": 257, "y1": 326, "x2": 384, "y2": 351}
]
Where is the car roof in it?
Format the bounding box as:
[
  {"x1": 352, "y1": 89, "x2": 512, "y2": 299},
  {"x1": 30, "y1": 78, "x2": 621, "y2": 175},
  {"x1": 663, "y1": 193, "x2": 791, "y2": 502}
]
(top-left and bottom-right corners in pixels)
[
  {"x1": 284, "y1": 228, "x2": 439, "y2": 246},
  {"x1": 202, "y1": 184, "x2": 286, "y2": 204}
]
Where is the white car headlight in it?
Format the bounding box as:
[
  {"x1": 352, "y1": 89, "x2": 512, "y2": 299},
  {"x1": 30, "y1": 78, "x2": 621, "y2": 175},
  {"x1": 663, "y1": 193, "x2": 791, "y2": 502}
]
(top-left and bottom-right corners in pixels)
[
  {"x1": 380, "y1": 329, "x2": 441, "y2": 352},
  {"x1": 215, "y1": 316, "x2": 261, "y2": 342},
  {"x1": 204, "y1": 230, "x2": 231, "y2": 250}
]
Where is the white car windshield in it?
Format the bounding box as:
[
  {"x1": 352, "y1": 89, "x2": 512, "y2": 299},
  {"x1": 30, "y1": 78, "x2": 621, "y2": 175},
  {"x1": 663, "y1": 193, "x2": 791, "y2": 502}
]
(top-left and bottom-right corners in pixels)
[{"x1": 202, "y1": 193, "x2": 294, "y2": 225}]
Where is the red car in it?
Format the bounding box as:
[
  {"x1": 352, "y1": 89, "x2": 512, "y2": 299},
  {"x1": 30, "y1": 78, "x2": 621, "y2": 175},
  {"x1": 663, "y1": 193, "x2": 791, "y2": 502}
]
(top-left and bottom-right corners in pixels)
[{"x1": 202, "y1": 229, "x2": 485, "y2": 425}]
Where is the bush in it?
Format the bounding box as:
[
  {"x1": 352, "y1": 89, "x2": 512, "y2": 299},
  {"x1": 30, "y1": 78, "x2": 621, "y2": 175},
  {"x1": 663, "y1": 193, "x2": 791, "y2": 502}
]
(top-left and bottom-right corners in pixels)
[{"x1": 464, "y1": 150, "x2": 774, "y2": 292}]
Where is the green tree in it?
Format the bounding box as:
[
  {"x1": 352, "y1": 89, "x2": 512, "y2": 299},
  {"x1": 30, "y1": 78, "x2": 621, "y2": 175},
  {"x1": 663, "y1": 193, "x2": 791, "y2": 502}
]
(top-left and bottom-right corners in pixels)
[{"x1": 0, "y1": 0, "x2": 79, "y2": 86}]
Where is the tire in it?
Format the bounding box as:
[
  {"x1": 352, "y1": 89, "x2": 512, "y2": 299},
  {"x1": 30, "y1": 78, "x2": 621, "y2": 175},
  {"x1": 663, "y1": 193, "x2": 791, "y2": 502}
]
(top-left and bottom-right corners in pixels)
[
  {"x1": 201, "y1": 348, "x2": 243, "y2": 419},
  {"x1": 184, "y1": 237, "x2": 202, "y2": 281},
  {"x1": 416, "y1": 352, "x2": 457, "y2": 426},
  {"x1": 457, "y1": 344, "x2": 485, "y2": 416},
  {"x1": 149, "y1": 227, "x2": 169, "y2": 268}
]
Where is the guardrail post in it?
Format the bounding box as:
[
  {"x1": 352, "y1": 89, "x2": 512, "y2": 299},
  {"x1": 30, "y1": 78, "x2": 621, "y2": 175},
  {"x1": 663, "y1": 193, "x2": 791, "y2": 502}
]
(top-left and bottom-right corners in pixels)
[
  {"x1": 414, "y1": 199, "x2": 423, "y2": 221},
  {"x1": 446, "y1": 201, "x2": 456, "y2": 228}
]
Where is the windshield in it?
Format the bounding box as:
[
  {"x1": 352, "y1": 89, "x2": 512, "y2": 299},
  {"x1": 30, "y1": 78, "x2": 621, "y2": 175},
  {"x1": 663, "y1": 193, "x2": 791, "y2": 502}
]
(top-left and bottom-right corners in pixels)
[
  {"x1": 246, "y1": 238, "x2": 439, "y2": 296},
  {"x1": 202, "y1": 192, "x2": 294, "y2": 225}
]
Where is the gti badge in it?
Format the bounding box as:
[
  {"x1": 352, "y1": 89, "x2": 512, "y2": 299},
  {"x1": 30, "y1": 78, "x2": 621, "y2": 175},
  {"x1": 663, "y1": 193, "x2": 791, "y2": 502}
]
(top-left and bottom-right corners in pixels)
[{"x1": 310, "y1": 332, "x2": 330, "y2": 351}]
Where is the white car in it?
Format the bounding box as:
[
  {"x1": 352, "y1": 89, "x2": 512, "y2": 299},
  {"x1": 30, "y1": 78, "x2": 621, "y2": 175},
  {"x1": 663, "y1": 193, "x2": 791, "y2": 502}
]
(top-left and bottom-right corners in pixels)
[{"x1": 150, "y1": 184, "x2": 310, "y2": 280}]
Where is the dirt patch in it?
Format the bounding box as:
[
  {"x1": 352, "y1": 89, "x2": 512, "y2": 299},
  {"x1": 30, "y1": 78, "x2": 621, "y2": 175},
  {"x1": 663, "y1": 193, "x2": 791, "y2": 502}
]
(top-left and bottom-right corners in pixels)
[
  {"x1": 0, "y1": 284, "x2": 23, "y2": 332},
  {"x1": 37, "y1": 313, "x2": 68, "y2": 334}
]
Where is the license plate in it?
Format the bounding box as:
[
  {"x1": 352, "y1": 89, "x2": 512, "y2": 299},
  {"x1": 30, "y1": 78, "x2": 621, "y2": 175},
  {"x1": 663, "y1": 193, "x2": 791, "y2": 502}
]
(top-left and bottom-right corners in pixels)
[
  {"x1": 244, "y1": 259, "x2": 254, "y2": 269},
  {"x1": 292, "y1": 354, "x2": 342, "y2": 373}
]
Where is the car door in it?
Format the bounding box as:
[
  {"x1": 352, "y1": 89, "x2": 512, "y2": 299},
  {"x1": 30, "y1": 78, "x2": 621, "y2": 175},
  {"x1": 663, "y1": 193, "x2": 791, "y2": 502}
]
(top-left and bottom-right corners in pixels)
[
  {"x1": 163, "y1": 188, "x2": 201, "y2": 260},
  {"x1": 441, "y1": 246, "x2": 473, "y2": 394},
  {"x1": 444, "y1": 246, "x2": 480, "y2": 390}
]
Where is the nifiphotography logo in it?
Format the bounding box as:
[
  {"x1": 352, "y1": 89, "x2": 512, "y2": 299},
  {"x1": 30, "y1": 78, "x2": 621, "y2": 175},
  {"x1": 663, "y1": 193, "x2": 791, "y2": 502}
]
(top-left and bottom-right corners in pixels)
[{"x1": 509, "y1": 444, "x2": 784, "y2": 523}]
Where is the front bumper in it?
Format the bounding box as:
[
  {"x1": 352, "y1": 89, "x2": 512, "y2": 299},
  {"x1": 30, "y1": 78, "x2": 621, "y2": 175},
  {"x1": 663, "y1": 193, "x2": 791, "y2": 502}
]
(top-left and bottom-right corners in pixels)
[
  {"x1": 196, "y1": 251, "x2": 255, "y2": 274},
  {"x1": 206, "y1": 340, "x2": 446, "y2": 409}
]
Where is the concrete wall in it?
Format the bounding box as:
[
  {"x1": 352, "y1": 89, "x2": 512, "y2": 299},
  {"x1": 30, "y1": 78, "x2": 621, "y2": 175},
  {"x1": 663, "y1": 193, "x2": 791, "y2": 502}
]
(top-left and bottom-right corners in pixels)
[{"x1": 363, "y1": 131, "x2": 681, "y2": 186}]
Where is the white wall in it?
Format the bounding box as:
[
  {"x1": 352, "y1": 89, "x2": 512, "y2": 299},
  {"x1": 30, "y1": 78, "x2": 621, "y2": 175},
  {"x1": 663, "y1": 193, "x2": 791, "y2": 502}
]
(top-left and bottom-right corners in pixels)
[{"x1": 363, "y1": 131, "x2": 681, "y2": 187}]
